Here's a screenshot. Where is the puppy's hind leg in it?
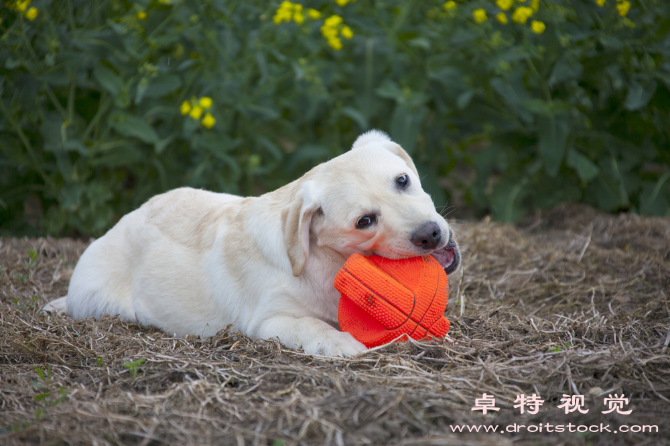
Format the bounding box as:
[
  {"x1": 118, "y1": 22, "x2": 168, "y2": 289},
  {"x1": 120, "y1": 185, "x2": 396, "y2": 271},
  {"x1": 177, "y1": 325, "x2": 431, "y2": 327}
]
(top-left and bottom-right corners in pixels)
[{"x1": 41, "y1": 297, "x2": 67, "y2": 314}]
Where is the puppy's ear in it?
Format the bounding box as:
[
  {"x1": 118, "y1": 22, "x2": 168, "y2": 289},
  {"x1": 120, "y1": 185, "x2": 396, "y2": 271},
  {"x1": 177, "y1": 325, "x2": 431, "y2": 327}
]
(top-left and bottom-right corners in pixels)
[
  {"x1": 283, "y1": 181, "x2": 320, "y2": 277},
  {"x1": 352, "y1": 129, "x2": 419, "y2": 177},
  {"x1": 385, "y1": 142, "x2": 419, "y2": 177}
]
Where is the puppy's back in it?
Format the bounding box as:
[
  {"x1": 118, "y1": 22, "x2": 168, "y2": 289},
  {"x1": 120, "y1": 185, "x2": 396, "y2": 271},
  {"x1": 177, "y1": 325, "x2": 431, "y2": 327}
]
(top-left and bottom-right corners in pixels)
[{"x1": 64, "y1": 187, "x2": 243, "y2": 321}]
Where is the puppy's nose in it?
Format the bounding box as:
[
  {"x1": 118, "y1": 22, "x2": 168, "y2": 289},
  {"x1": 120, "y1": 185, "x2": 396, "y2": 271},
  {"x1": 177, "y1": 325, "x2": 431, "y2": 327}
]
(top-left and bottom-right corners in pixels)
[{"x1": 411, "y1": 222, "x2": 442, "y2": 250}]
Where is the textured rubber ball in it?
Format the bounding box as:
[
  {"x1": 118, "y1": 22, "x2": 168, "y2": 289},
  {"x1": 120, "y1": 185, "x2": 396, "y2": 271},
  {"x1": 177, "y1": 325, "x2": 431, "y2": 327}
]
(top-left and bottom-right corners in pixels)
[{"x1": 334, "y1": 253, "x2": 450, "y2": 348}]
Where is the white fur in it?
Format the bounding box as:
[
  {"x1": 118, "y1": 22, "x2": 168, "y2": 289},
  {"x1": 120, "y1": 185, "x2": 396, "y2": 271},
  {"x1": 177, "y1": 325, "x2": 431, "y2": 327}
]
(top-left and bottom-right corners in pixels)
[{"x1": 43, "y1": 131, "x2": 453, "y2": 357}]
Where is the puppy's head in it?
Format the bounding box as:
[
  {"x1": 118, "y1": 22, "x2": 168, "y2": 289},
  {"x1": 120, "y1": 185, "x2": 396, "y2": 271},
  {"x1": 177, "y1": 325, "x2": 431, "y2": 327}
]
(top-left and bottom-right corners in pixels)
[{"x1": 285, "y1": 130, "x2": 460, "y2": 277}]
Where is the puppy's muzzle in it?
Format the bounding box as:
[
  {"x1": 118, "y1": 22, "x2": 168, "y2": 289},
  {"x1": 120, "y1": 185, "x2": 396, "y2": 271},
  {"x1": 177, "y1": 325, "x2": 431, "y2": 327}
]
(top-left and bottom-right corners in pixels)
[{"x1": 411, "y1": 221, "x2": 442, "y2": 250}]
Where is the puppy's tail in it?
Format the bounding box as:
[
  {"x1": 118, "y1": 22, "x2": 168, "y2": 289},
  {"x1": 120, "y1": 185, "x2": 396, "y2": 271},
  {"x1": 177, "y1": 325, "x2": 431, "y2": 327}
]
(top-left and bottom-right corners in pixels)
[{"x1": 41, "y1": 297, "x2": 67, "y2": 314}]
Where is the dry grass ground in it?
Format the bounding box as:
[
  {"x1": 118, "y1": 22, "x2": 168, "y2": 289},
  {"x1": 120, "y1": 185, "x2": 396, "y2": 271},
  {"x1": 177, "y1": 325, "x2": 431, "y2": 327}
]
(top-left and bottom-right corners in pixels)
[{"x1": 1, "y1": 204, "x2": 669, "y2": 446}]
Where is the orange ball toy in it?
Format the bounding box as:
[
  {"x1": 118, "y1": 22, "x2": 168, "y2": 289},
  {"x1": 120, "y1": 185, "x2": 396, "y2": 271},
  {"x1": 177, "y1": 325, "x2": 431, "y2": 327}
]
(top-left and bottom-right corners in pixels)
[{"x1": 334, "y1": 253, "x2": 450, "y2": 348}]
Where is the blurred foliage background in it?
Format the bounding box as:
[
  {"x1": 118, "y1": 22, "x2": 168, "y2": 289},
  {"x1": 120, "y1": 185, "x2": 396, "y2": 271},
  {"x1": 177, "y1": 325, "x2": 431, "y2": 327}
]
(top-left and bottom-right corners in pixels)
[{"x1": 1, "y1": 0, "x2": 669, "y2": 236}]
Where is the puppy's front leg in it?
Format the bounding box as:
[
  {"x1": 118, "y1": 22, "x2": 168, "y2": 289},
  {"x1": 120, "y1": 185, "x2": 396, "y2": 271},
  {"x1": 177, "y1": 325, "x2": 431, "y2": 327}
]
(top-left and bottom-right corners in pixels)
[{"x1": 257, "y1": 314, "x2": 367, "y2": 357}]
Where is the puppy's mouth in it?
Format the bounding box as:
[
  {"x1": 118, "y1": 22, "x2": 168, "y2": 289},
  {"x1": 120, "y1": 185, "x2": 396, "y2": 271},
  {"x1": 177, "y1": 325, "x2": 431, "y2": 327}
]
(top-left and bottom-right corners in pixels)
[{"x1": 429, "y1": 236, "x2": 460, "y2": 275}]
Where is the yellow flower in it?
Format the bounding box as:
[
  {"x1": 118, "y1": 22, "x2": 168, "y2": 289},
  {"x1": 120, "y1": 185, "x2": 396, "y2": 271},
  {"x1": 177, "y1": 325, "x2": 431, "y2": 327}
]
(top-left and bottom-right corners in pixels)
[
  {"x1": 320, "y1": 25, "x2": 338, "y2": 39},
  {"x1": 328, "y1": 37, "x2": 343, "y2": 50},
  {"x1": 199, "y1": 97, "x2": 213, "y2": 109},
  {"x1": 308, "y1": 9, "x2": 321, "y2": 19},
  {"x1": 473, "y1": 9, "x2": 487, "y2": 23},
  {"x1": 320, "y1": 15, "x2": 352, "y2": 49},
  {"x1": 616, "y1": 0, "x2": 630, "y2": 17},
  {"x1": 15, "y1": 0, "x2": 30, "y2": 12},
  {"x1": 274, "y1": 1, "x2": 304, "y2": 24},
  {"x1": 531, "y1": 0, "x2": 539, "y2": 11},
  {"x1": 496, "y1": 12, "x2": 508, "y2": 24},
  {"x1": 335, "y1": 0, "x2": 350, "y2": 6},
  {"x1": 25, "y1": 6, "x2": 38, "y2": 20},
  {"x1": 137, "y1": 11, "x2": 147, "y2": 20},
  {"x1": 511, "y1": 6, "x2": 533, "y2": 23},
  {"x1": 201, "y1": 113, "x2": 216, "y2": 129},
  {"x1": 189, "y1": 105, "x2": 203, "y2": 120},
  {"x1": 324, "y1": 15, "x2": 343, "y2": 27},
  {"x1": 531, "y1": 20, "x2": 545, "y2": 34},
  {"x1": 180, "y1": 101, "x2": 192, "y2": 116},
  {"x1": 496, "y1": 0, "x2": 513, "y2": 11},
  {"x1": 595, "y1": 0, "x2": 606, "y2": 6},
  {"x1": 273, "y1": 7, "x2": 292, "y2": 24},
  {"x1": 443, "y1": 1, "x2": 456, "y2": 10}
]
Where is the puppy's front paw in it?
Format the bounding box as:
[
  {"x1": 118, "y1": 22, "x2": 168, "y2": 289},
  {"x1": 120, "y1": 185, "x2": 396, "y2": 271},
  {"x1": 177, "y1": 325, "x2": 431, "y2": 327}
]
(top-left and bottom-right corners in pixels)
[{"x1": 303, "y1": 331, "x2": 367, "y2": 357}]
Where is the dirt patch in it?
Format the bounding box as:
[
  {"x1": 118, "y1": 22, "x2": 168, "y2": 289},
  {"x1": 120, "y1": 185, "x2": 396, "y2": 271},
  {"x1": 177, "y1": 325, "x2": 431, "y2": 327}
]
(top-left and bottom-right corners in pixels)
[{"x1": 1, "y1": 204, "x2": 669, "y2": 445}]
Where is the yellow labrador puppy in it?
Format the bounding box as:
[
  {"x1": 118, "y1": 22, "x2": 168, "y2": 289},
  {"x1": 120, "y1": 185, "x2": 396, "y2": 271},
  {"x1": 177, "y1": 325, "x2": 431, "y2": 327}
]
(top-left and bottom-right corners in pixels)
[{"x1": 43, "y1": 130, "x2": 460, "y2": 356}]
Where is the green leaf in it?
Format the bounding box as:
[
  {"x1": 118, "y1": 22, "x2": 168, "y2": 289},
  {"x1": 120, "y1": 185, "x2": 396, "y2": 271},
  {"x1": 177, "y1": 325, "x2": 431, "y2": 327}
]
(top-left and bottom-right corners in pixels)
[
  {"x1": 90, "y1": 144, "x2": 144, "y2": 167},
  {"x1": 5, "y1": 58, "x2": 21, "y2": 69},
  {"x1": 548, "y1": 57, "x2": 583, "y2": 88},
  {"x1": 624, "y1": 80, "x2": 657, "y2": 111},
  {"x1": 490, "y1": 179, "x2": 527, "y2": 223},
  {"x1": 239, "y1": 104, "x2": 279, "y2": 121},
  {"x1": 110, "y1": 115, "x2": 158, "y2": 144},
  {"x1": 59, "y1": 184, "x2": 82, "y2": 212},
  {"x1": 341, "y1": 107, "x2": 369, "y2": 131},
  {"x1": 640, "y1": 172, "x2": 670, "y2": 216},
  {"x1": 193, "y1": 134, "x2": 242, "y2": 155},
  {"x1": 390, "y1": 104, "x2": 426, "y2": 154},
  {"x1": 63, "y1": 139, "x2": 88, "y2": 156},
  {"x1": 599, "y1": 35, "x2": 623, "y2": 50},
  {"x1": 55, "y1": 152, "x2": 74, "y2": 180},
  {"x1": 656, "y1": 72, "x2": 670, "y2": 90},
  {"x1": 537, "y1": 114, "x2": 569, "y2": 177},
  {"x1": 256, "y1": 136, "x2": 283, "y2": 161},
  {"x1": 408, "y1": 37, "x2": 430, "y2": 50},
  {"x1": 134, "y1": 79, "x2": 149, "y2": 105},
  {"x1": 41, "y1": 113, "x2": 65, "y2": 152},
  {"x1": 124, "y1": 358, "x2": 146, "y2": 378},
  {"x1": 375, "y1": 80, "x2": 403, "y2": 101},
  {"x1": 490, "y1": 77, "x2": 532, "y2": 123},
  {"x1": 456, "y1": 90, "x2": 474, "y2": 110},
  {"x1": 593, "y1": 177, "x2": 625, "y2": 211},
  {"x1": 154, "y1": 136, "x2": 174, "y2": 155},
  {"x1": 287, "y1": 145, "x2": 330, "y2": 171},
  {"x1": 93, "y1": 66, "x2": 123, "y2": 97},
  {"x1": 144, "y1": 75, "x2": 182, "y2": 98},
  {"x1": 567, "y1": 148, "x2": 599, "y2": 182}
]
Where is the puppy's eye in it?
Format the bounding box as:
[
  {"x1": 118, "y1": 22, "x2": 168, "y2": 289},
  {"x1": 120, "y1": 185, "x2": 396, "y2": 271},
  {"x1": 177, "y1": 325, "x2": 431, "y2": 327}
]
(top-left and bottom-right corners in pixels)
[
  {"x1": 396, "y1": 174, "x2": 409, "y2": 188},
  {"x1": 356, "y1": 215, "x2": 376, "y2": 229}
]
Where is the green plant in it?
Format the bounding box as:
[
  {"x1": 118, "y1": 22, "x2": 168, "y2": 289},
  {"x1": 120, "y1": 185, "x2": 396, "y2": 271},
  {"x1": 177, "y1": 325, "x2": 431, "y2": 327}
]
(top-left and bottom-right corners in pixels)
[
  {"x1": 24, "y1": 249, "x2": 39, "y2": 269},
  {"x1": 124, "y1": 357, "x2": 146, "y2": 378},
  {"x1": 1, "y1": 0, "x2": 668, "y2": 237},
  {"x1": 12, "y1": 272, "x2": 28, "y2": 284},
  {"x1": 32, "y1": 365, "x2": 69, "y2": 414}
]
